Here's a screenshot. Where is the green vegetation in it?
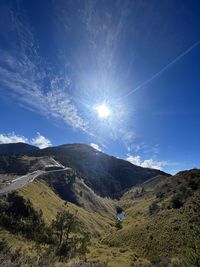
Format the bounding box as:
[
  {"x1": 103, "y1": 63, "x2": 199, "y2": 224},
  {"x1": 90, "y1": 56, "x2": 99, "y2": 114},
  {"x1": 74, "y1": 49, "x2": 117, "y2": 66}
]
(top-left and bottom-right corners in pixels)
[
  {"x1": 184, "y1": 226, "x2": 200, "y2": 267},
  {"x1": 0, "y1": 193, "x2": 49, "y2": 243},
  {"x1": 0, "y1": 193, "x2": 91, "y2": 264},
  {"x1": 0, "y1": 143, "x2": 200, "y2": 267},
  {"x1": 170, "y1": 193, "x2": 183, "y2": 209},
  {"x1": 0, "y1": 155, "x2": 30, "y2": 175},
  {"x1": 115, "y1": 219, "x2": 122, "y2": 230},
  {"x1": 101, "y1": 169, "x2": 200, "y2": 266},
  {"x1": 51, "y1": 210, "x2": 90, "y2": 259},
  {"x1": 149, "y1": 201, "x2": 159, "y2": 215},
  {"x1": 19, "y1": 180, "x2": 115, "y2": 235}
]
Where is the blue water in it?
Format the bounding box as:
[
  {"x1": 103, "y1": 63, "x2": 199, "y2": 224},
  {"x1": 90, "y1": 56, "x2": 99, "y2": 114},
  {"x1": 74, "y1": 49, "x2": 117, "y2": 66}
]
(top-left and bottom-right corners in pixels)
[{"x1": 117, "y1": 211, "x2": 125, "y2": 221}]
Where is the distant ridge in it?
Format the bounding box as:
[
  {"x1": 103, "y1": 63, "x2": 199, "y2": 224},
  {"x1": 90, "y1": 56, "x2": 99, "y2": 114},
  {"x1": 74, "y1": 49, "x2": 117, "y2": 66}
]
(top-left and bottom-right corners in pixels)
[
  {"x1": 0, "y1": 142, "x2": 170, "y2": 198},
  {"x1": 0, "y1": 142, "x2": 39, "y2": 155}
]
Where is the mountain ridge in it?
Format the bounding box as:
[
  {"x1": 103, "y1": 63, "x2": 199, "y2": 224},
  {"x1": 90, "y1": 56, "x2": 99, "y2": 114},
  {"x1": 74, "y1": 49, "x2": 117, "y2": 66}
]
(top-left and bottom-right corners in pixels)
[
  {"x1": 0, "y1": 143, "x2": 39, "y2": 155},
  {"x1": 0, "y1": 142, "x2": 170, "y2": 198}
]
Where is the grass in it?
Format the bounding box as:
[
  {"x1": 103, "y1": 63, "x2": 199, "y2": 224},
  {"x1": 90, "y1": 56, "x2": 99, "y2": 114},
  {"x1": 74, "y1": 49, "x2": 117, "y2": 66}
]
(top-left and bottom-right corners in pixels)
[
  {"x1": 18, "y1": 179, "x2": 115, "y2": 236},
  {"x1": 0, "y1": 179, "x2": 117, "y2": 266},
  {"x1": 1, "y1": 169, "x2": 200, "y2": 266},
  {"x1": 102, "y1": 172, "x2": 200, "y2": 264}
]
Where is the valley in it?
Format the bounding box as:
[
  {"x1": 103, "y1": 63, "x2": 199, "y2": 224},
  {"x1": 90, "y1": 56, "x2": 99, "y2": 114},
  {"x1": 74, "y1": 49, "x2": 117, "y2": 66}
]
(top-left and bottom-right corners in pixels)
[{"x1": 0, "y1": 143, "x2": 200, "y2": 267}]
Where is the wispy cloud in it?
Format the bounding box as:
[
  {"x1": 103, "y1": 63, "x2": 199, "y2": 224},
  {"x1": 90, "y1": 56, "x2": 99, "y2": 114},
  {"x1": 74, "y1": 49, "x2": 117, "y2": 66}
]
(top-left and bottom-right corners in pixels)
[
  {"x1": 82, "y1": 0, "x2": 125, "y2": 72},
  {"x1": 0, "y1": 1, "x2": 134, "y2": 145},
  {"x1": 0, "y1": 5, "x2": 89, "y2": 134}
]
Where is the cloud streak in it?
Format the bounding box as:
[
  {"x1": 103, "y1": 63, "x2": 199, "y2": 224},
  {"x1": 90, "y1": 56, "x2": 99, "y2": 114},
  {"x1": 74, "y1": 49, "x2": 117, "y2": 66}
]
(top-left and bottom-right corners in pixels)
[{"x1": 124, "y1": 39, "x2": 200, "y2": 97}]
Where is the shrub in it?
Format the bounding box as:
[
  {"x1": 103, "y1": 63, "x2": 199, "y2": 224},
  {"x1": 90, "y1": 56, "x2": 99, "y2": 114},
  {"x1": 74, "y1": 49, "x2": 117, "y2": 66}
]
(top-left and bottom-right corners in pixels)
[
  {"x1": 0, "y1": 193, "x2": 49, "y2": 243},
  {"x1": 149, "y1": 201, "x2": 159, "y2": 215},
  {"x1": 0, "y1": 195, "x2": 91, "y2": 262},
  {"x1": 156, "y1": 191, "x2": 165, "y2": 199},
  {"x1": 0, "y1": 238, "x2": 8, "y2": 252},
  {"x1": 171, "y1": 194, "x2": 183, "y2": 209},
  {"x1": 115, "y1": 219, "x2": 122, "y2": 230}
]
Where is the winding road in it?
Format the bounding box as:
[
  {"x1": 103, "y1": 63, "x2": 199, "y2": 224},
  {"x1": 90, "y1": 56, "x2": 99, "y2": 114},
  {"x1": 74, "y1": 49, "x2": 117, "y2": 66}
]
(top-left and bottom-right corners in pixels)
[{"x1": 0, "y1": 167, "x2": 71, "y2": 194}]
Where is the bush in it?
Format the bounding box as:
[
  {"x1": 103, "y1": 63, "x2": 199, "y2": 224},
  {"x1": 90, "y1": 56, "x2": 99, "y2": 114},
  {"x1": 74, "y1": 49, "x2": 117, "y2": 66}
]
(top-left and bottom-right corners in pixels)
[
  {"x1": 156, "y1": 191, "x2": 165, "y2": 199},
  {"x1": 0, "y1": 193, "x2": 50, "y2": 243},
  {"x1": 171, "y1": 194, "x2": 183, "y2": 209},
  {"x1": 0, "y1": 195, "x2": 91, "y2": 263},
  {"x1": 149, "y1": 201, "x2": 159, "y2": 215},
  {"x1": 115, "y1": 219, "x2": 122, "y2": 230},
  {"x1": 0, "y1": 239, "x2": 8, "y2": 252}
]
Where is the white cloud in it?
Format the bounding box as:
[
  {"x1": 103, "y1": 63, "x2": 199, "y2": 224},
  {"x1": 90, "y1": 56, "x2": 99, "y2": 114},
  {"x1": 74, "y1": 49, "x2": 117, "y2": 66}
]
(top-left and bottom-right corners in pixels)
[
  {"x1": 141, "y1": 159, "x2": 166, "y2": 170},
  {"x1": 126, "y1": 155, "x2": 141, "y2": 166},
  {"x1": 90, "y1": 143, "x2": 102, "y2": 151},
  {"x1": 126, "y1": 155, "x2": 167, "y2": 170},
  {"x1": 0, "y1": 133, "x2": 28, "y2": 144},
  {"x1": 31, "y1": 133, "x2": 52, "y2": 149},
  {"x1": 0, "y1": 132, "x2": 52, "y2": 149}
]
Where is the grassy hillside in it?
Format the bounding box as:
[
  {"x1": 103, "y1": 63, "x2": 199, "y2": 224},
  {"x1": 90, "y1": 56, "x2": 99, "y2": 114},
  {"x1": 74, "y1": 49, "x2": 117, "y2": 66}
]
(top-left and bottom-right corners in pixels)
[
  {"x1": 40, "y1": 168, "x2": 116, "y2": 215},
  {"x1": 0, "y1": 160, "x2": 199, "y2": 266},
  {"x1": 0, "y1": 179, "x2": 116, "y2": 266},
  {"x1": 102, "y1": 169, "x2": 200, "y2": 266},
  {"x1": 19, "y1": 179, "x2": 115, "y2": 236}
]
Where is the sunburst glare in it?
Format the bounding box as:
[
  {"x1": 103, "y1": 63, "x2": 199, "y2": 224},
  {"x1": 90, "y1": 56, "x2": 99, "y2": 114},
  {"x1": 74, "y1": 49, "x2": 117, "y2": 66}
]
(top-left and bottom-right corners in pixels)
[{"x1": 95, "y1": 104, "x2": 111, "y2": 119}]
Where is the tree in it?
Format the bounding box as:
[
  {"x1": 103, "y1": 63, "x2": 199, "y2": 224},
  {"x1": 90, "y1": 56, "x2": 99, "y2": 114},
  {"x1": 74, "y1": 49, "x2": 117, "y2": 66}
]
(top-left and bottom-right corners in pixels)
[
  {"x1": 51, "y1": 211, "x2": 78, "y2": 246},
  {"x1": 51, "y1": 210, "x2": 90, "y2": 259},
  {"x1": 78, "y1": 232, "x2": 91, "y2": 259}
]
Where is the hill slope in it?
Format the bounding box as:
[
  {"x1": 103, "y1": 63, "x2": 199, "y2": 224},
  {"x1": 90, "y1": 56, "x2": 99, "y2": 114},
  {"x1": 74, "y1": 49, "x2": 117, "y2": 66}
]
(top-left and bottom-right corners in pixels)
[
  {"x1": 0, "y1": 143, "x2": 169, "y2": 198},
  {"x1": 100, "y1": 169, "x2": 200, "y2": 266},
  {"x1": 0, "y1": 143, "x2": 39, "y2": 155},
  {"x1": 0, "y1": 160, "x2": 199, "y2": 266},
  {"x1": 32, "y1": 143, "x2": 169, "y2": 197}
]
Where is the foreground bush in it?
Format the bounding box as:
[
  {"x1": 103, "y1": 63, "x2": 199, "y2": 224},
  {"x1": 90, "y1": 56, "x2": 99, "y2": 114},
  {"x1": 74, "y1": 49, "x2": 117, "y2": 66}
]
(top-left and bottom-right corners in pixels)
[{"x1": 0, "y1": 193, "x2": 91, "y2": 262}]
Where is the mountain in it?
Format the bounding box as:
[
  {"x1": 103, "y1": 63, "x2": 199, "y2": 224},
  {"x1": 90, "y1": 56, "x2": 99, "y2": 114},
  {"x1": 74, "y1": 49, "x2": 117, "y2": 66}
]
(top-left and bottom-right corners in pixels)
[
  {"x1": 32, "y1": 143, "x2": 169, "y2": 197},
  {"x1": 6, "y1": 142, "x2": 200, "y2": 266},
  {"x1": 0, "y1": 142, "x2": 199, "y2": 266},
  {"x1": 0, "y1": 143, "x2": 39, "y2": 155},
  {"x1": 0, "y1": 143, "x2": 169, "y2": 198},
  {"x1": 0, "y1": 161, "x2": 199, "y2": 266}
]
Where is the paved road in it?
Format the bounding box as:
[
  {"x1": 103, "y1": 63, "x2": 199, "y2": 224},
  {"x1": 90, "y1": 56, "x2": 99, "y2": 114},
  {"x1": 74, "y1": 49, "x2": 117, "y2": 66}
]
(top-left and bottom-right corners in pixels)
[{"x1": 0, "y1": 167, "x2": 71, "y2": 194}]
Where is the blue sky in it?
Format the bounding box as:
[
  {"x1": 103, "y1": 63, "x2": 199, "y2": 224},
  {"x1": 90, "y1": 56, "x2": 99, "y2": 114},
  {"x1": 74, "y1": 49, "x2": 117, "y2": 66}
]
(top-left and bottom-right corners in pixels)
[{"x1": 0, "y1": 0, "x2": 200, "y2": 174}]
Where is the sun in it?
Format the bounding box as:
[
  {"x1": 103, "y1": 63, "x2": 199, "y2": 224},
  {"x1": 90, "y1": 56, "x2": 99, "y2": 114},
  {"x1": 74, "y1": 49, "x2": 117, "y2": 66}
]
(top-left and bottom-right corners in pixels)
[{"x1": 95, "y1": 104, "x2": 111, "y2": 119}]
